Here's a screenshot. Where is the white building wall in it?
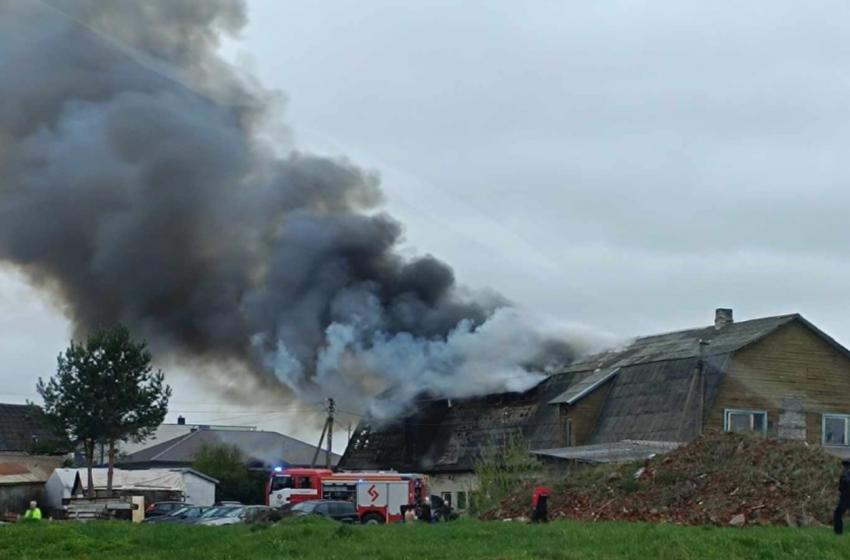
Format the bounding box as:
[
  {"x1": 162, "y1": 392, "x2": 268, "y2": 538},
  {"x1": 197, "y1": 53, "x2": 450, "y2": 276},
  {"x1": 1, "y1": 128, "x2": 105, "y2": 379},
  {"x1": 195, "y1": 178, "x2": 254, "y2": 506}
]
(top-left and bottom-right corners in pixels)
[
  {"x1": 182, "y1": 473, "x2": 216, "y2": 506},
  {"x1": 427, "y1": 472, "x2": 478, "y2": 513}
]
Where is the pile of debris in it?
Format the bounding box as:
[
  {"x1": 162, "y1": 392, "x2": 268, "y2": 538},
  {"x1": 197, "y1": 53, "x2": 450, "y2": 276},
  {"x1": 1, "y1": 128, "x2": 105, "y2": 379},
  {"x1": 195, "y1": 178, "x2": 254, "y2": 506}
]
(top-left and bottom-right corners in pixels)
[{"x1": 484, "y1": 431, "x2": 840, "y2": 527}]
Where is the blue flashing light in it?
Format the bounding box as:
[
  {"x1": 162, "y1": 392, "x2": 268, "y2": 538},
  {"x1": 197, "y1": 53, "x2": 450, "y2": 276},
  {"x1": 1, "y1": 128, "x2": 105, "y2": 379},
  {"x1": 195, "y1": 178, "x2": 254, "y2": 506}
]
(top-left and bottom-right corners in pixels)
[{"x1": 273, "y1": 466, "x2": 283, "y2": 473}]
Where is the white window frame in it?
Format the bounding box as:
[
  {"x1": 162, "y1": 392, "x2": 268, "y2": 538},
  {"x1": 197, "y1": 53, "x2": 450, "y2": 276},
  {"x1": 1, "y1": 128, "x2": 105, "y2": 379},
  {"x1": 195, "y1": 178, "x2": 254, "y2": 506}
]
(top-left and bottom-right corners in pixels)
[
  {"x1": 822, "y1": 414, "x2": 850, "y2": 447},
  {"x1": 723, "y1": 409, "x2": 768, "y2": 436}
]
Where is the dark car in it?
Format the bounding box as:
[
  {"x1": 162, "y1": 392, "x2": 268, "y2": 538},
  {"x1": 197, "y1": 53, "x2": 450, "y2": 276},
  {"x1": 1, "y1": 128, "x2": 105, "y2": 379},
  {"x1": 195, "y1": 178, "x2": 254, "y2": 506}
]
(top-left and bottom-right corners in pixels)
[
  {"x1": 143, "y1": 506, "x2": 210, "y2": 524},
  {"x1": 146, "y1": 501, "x2": 191, "y2": 518},
  {"x1": 290, "y1": 500, "x2": 359, "y2": 523}
]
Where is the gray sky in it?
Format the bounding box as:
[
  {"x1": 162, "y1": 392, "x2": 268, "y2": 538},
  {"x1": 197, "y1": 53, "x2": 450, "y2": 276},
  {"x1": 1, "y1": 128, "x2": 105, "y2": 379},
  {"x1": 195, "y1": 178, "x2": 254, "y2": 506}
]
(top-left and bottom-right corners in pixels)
[{"x1": 3, "y1": 0, "x2": 850, "y2": 444}]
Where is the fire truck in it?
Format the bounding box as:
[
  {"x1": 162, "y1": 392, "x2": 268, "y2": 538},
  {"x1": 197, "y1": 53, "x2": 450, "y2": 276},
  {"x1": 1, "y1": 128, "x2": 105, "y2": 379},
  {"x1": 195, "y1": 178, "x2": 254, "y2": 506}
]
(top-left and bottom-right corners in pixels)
[{"x1": 266, "y1": 468, "x2": 429, "y2": 524}]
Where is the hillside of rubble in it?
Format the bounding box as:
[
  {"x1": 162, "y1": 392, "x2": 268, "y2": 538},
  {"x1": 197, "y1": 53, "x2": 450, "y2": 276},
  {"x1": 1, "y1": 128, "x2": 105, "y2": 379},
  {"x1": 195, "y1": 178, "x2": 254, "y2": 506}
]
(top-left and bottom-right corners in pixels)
[{"x1": 483, "y1": 431, "x2": 842, "y2": 527}]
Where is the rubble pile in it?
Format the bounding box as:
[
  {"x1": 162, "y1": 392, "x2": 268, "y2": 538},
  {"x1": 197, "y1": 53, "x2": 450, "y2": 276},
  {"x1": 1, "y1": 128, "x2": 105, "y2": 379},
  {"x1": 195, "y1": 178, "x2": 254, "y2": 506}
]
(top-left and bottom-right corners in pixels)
[{"x1": 484, "y1": 432, "x2": 840, "y2": 527}]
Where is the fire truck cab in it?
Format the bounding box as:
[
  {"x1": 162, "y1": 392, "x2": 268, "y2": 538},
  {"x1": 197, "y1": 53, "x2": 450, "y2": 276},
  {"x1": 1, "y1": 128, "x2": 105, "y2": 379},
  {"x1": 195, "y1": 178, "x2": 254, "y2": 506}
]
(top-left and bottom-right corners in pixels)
[{"x1": 266, "y1": 468, "x2": 429, "y2": 524}]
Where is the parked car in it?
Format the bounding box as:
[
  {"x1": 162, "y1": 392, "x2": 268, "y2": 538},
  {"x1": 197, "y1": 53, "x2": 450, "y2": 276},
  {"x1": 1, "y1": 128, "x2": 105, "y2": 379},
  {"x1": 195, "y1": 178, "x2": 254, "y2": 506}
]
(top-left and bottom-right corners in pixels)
[
  {"x1": 145, "y1": 501, "x2": 191, "y2": 518},
  {"x1": 143, "y1": 506, "x2": 210, "y2": 524},
  {"x1": 196, "y1": 505, "x2": 279, "y2": 526},
  {"x1": 182, "y1": 506, "x2": 241, "y2": 525},
  {"x1": 290, "y1": 500, "x2": 359, "y2": 523},
  {"x1": 213, "y1": 501, "x2": 242, "y2": 506}
]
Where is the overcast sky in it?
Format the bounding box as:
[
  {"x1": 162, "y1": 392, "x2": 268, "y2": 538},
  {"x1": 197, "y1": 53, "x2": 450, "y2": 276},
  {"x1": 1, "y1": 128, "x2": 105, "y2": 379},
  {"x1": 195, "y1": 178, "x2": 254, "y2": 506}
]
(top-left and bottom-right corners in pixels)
[{"x1": 3, "y1": 0, "x2": 850, "y2": 444}]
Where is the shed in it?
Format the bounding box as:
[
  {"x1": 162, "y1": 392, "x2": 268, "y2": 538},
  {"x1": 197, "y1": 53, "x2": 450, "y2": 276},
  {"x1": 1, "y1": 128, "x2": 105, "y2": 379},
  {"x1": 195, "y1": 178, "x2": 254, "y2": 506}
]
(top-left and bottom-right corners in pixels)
[
  {"x1": 0, "y1": 453, "x2": 66, "y2": 515},
  {"x1": 45, "y1": 468, "x2": 219, "y2": 508}
]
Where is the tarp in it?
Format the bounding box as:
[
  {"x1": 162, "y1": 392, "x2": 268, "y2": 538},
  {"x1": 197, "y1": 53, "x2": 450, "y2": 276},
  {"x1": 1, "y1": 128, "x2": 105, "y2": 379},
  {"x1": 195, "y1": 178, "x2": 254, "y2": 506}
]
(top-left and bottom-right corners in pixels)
[{"x1": 56, "y1": 468, "x2": 186, "y2": 492}]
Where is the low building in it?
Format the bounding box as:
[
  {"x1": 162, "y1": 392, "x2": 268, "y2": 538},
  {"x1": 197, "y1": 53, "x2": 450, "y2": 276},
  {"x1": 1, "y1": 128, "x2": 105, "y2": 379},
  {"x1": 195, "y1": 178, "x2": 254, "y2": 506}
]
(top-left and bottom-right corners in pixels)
[
  {"x1": 340, "y1": 309, "x2": 850, "y2": 510},
  {"x1": 0, "y1": 453, "x2": 66, "y2": 516},
  {"x1": 117, "y1": 426, "x2": 340, "y2": 471},
  {"x1": 45, "y1": 468, "x2": 218, "y2": 509},
  {"x1": 0, "y1": 403, "x2": 69, "y2": 516}
]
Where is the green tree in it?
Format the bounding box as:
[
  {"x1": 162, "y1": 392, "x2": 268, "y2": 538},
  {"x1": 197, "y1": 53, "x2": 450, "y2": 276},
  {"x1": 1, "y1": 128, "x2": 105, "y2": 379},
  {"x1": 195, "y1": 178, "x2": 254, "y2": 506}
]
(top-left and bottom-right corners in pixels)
[
  {"x1": 37, "y1": 324, "x2": 171, "y2": 495},
  {"x1": 193, "y1": 443, "x2": 266, "y2": 504},
  {"x1": 470, "y1": 430, "x2": 542, "y2": 517}
]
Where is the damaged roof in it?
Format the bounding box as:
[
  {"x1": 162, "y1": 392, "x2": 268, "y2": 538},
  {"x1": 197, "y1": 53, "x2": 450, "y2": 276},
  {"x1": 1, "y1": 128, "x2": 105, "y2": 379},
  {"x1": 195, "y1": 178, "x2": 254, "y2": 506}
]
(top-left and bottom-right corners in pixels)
[{"x1": 341, "y1": 372, "x2": 581, "y2": 473}]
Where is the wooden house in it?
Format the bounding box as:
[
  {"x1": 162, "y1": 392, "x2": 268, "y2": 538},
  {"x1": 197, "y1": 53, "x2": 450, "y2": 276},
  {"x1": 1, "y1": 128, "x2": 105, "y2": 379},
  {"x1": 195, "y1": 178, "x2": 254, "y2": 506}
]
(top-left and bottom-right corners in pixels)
[{"x1": 340, "y1": 309, "x2": 850, "y2": 508}]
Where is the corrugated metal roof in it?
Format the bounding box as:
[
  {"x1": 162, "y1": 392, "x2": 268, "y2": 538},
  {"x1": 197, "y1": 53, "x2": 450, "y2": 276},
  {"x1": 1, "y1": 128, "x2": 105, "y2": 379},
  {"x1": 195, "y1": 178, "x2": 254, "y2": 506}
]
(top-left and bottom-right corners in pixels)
[
  {"x1": 533, "y1": 440, "x2": 680, "y2": 464},
  {"x1": 0, "y1": 453, "x2": 66, "y2": 485}
]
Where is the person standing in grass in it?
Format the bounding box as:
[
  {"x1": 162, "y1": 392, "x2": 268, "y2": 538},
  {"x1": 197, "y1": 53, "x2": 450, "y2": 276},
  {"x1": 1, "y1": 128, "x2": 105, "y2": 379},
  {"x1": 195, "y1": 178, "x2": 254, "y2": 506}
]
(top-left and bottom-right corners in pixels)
[
  {"x1": 531, "y1": 487, "x2": 549, "y2": 523},
  {"x1": 834, "y1": 459, "x2": 850, "y2": 534},
  {"x1": 22, "y1": 501, "x2": 42, "y2": 522}
]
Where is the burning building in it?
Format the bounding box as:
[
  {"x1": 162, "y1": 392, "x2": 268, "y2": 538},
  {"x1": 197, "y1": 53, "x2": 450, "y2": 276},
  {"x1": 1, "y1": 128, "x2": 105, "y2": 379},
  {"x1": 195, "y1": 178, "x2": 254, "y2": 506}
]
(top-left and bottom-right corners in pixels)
[{"x1": 340, "y1": 309, "x2": 850, "y2": 510}]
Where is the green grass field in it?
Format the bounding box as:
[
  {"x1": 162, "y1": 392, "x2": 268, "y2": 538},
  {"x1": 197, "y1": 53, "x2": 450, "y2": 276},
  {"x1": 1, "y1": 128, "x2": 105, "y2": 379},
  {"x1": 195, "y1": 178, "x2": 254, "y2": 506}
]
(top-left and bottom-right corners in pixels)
[{"x1": 2, "y1": 517, "x2": 849, "y2": 560}]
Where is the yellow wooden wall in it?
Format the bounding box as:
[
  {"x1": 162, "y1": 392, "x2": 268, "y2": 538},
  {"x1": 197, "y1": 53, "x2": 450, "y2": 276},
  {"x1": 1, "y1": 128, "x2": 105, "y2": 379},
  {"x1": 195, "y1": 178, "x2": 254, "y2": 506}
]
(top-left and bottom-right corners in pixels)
[
  {"x1": 561, "y1": 379, "x2": 614, "y2": 446},
  {"x1": 708, "y1": 320, "x2": 850, "y2": 444}
]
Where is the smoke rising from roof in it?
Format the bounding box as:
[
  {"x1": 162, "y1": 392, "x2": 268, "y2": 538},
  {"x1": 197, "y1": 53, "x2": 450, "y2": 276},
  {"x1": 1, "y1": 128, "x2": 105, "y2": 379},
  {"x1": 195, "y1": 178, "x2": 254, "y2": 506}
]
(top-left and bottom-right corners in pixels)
[{"x1": 0, "y1": 0, "x2": 598, "y2": 416}]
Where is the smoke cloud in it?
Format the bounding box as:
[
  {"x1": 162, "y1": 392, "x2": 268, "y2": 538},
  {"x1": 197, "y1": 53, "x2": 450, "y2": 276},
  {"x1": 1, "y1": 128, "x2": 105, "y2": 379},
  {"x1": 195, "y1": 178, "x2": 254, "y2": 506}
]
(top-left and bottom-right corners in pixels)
[{"x1": 0, "y1": 0, "x2": 596, "y2": 416}]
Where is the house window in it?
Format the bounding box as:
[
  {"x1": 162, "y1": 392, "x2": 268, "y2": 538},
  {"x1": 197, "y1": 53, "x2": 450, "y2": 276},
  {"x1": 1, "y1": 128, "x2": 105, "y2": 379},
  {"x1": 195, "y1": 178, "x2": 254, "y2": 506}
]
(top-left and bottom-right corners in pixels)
[
  {"x1": 441, "y1": 492, "x2": 452, "y2": 508},
  {"x1": 823, "y1": 415, "x2": 850, "y2": 446},
  {"x1": 723, "y1": 409, "x2": 767, "y2": 435},
  {"x1": 457, "y1": 491, "x2": 467, "y2": 511}
]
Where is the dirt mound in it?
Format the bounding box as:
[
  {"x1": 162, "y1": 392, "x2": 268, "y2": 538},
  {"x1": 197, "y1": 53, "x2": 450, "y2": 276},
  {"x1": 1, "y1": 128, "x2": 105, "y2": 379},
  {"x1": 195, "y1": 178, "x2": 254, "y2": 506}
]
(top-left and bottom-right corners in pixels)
[{"x1": 484, "y1": 432, "x2": 840, "y2": 527}]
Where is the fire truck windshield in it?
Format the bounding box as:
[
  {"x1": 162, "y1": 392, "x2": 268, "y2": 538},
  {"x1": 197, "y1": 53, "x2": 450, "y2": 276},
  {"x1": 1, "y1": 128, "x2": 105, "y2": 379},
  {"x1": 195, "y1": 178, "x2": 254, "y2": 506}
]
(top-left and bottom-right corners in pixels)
[{"x1": 270, "y1": 475, "x2": 294, "y2": 491}]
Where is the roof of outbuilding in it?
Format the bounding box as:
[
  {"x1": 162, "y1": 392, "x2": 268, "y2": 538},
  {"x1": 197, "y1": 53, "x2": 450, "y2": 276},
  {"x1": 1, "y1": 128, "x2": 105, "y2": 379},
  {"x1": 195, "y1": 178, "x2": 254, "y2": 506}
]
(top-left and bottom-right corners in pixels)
[
  {"x1": 533, "y1": 440, "x2": 681, "y2": 464},
  {"x1": 120, "y1": 428, "x2": 339, "y2": 468},
  {"x1": 0, "y1": 453, "x2": 66, "y2": 485}
]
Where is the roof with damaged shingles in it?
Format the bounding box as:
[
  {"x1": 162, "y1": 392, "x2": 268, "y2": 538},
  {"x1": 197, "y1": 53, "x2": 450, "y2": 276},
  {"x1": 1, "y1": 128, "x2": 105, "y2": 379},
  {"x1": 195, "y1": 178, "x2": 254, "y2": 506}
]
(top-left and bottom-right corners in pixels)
[{"x1": 119, "y1": 429, "x2": 339, "y2": 468}]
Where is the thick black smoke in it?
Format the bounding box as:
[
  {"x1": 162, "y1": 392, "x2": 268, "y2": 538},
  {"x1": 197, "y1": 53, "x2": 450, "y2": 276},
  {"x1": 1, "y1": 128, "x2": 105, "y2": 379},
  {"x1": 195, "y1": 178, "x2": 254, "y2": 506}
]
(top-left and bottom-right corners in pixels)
[{"x1": 0, "y1": 0, "x2": 585, "y2": 416}]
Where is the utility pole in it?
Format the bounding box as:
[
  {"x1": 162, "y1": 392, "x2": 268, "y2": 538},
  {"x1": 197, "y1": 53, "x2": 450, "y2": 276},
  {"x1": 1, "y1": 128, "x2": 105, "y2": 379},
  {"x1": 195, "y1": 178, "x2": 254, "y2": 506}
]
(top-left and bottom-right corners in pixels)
[{"x1": 326, "y1": 398, "x2": 335, "y2": 470}]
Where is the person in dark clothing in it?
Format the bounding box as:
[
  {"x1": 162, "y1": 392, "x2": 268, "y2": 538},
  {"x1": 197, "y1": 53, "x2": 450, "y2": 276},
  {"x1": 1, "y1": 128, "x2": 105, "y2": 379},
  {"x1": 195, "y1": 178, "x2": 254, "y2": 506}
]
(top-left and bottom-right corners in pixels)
[
  {"x1": 531, "y1": 486, "x2": 550, "y2": 523},
  {"x1": 834, "y1": 459, "x2": 850, "y2": 534},
  {"x1": 419, "y1": 502, "x2": 432, "y2": 523}
]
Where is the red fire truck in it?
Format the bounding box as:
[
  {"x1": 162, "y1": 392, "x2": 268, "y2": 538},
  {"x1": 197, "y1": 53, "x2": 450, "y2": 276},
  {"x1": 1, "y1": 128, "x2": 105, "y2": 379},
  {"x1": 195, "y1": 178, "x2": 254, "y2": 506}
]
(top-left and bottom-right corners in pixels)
[{"x1": 266, "y1": 468, "x2": 429, "y2": 524}]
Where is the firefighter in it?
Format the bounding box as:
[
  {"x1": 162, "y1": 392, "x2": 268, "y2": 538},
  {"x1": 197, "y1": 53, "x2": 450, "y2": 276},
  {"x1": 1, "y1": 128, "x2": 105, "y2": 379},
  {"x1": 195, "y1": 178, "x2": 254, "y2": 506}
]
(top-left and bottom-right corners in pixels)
[
  {"x1": 531, "y1": 486, "x2": 549, "y2": 523},
  {"x1": 23, "y1": 501, "x2": 42, "y2": 521},
  {"x1": 834, "y1": 459, "x2": 850, "y2": 534}
]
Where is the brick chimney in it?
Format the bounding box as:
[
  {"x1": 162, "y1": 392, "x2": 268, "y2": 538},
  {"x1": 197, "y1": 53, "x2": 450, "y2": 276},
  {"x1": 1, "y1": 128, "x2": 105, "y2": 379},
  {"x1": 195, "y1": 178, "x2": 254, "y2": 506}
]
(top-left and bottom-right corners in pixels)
[{"x1": 715, "y1": 308, "x2": 733, "y2": 329}]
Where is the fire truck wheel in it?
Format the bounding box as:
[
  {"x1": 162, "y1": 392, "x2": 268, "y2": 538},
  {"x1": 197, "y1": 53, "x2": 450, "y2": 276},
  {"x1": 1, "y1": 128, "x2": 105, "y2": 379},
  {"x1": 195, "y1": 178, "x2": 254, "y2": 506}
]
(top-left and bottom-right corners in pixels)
[{"x1": 361, "y1": 514, "x2": 385, "y2": 525}]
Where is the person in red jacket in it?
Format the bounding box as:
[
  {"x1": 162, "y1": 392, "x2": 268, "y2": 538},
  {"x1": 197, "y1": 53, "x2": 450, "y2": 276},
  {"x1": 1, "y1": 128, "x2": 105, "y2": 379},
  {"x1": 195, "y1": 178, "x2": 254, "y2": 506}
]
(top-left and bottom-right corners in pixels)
[{"x1": 531, "y1": 486, "x2": 550, "y2": 523}]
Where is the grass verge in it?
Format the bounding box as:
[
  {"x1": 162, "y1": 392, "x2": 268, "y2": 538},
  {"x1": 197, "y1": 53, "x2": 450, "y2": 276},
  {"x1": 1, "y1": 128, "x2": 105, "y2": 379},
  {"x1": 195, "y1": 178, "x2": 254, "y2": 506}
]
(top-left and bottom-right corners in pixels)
[{"x1": 2, "y1": 516, "x2": 850, "y2": 560}]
